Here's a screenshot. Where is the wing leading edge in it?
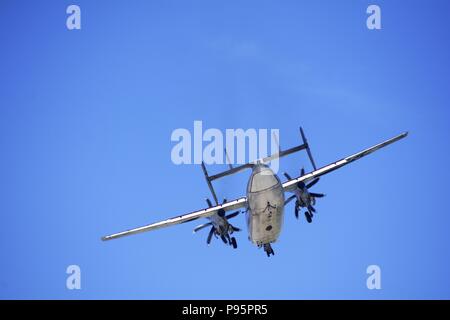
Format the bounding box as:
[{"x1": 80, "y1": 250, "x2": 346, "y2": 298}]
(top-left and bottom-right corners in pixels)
[
  {"x1": 282, "y1": 131, "x2": 408, "y2": 192},
  {"x1": 101, "y1": 197, "x2": 247, "y2": 241}
]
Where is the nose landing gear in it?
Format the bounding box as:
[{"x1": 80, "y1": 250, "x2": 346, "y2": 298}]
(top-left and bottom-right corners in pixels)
[{"x1": 263, "y1": 243, "x2": 275, "y2": 257}]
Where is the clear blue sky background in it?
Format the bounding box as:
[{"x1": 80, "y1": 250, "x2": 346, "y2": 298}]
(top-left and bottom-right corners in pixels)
[{"x1": 1, "y1": 0, "x2": 449, "y2": 299}]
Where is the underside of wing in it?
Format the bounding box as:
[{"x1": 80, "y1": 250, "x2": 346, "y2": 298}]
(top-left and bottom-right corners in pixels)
[
  {"x1": 101, "y1": 197, "x2": 247, "y2": 241},
  {"x1": 282, "y1": 132, "x2": 408, "y2": 192}
]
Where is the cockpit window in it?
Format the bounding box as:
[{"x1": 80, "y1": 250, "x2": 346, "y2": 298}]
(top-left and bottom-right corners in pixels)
[{"x1": 250, "y1": 172, "x2": 278, "y2": 192}]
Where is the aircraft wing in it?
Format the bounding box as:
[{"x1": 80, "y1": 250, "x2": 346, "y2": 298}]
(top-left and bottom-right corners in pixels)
[
  {"x1": 101, "y1": 197, "x2": 247, "y2": 241},
  {"x1": 282, "y1": 132, "x2": 408, "y2": 192}
]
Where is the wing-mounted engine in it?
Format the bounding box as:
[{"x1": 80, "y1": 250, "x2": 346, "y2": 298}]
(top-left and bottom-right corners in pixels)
[
  {"x1": 284, "y1": 168, "x2": 325, "y2": 223},
  {"x1": 284, "y1": 127, "x2": 325, "y2": 223},
  {"x1": 196, "y1": 163, "x2": 243, "y2": 249},
  {"x1": 193, "y1": 198, "x2": 241, "y2": 249}
]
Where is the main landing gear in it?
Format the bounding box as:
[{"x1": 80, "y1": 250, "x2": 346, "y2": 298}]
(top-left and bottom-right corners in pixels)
[
  {"x1": 221, "y1": 233, "x2": 238, "y2": 249},
  {"x1": 231, "y1": 236, "x2": 237, "y2": 249},
  {"x1": 304, "y1": 210, "x2": 313, "y2": 223}
]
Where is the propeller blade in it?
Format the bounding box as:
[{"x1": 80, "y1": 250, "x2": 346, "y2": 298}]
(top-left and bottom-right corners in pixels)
[
  {"x1": 205, "y1": 198, "x2": 213, "y2": 208},
  {"x1": 284, "y1": 194, "x2": 296, "y2": 206},
  {"x1": 193, "y1": 222, "x2": 212, "y2": 233},
  {"x1": 310, "y1": 192, "x2": 325, "y2": 198},
  {"x1": 207, "y1": 227, "x2": 214, "y2": 245},
  {"x1": 231, "y1": 226, "x2": 241, "y2": 232},
  {"x1": 225, "y1": 211, "x2": 240, "y2": 219},
  {"x1": 295, "y1": 205, "x2": 299, "y2": 219},
  {"x1": 306, "y1": 178, "x2": 320, "y2": 189},
  {"x1": 284, "y1": 172, "x2": 292, "y2": 180}
]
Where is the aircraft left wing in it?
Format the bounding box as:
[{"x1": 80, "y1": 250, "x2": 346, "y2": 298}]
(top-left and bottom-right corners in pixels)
[
  {"x1": 282, "y1": 132, "x2": 408, "y2": 192},
  {"x1": 101, "y1": 197, "x2": 247, "y2": 241}
]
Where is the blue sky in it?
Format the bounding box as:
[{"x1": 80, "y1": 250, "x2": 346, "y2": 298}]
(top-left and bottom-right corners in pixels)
[{"x1": 1, "y1": 0, "x2": 449, "y2": 299}]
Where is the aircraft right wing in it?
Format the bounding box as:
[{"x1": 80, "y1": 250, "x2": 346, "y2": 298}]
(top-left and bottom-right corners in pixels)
[
  {"x1": 101, "y1": 197, "x2": 247, "y2": 241},
  {"x1": 282, "y1": 132, "x2": 408, "y2": 192}
]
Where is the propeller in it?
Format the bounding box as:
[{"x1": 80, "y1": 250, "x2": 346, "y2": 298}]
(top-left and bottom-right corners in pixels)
[
  {"x1": 284, "y1": 167, "x2": 325, "y2": 222},
  {"x1": 194, "y1": 198, "x2": 242, "y2": 247}
]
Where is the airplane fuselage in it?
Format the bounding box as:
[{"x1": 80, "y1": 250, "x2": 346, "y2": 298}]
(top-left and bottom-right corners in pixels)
[
  {"x1": 246, "y1": 164, "x2": 285, "y2": 247},
  {"x1": 207, "y1": 164, "x2": 284, "y2": 250}
]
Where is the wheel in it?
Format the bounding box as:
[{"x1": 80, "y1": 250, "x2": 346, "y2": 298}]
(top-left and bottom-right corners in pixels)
[
  {"x1": 221, "y1": 235, "x2": 227, "y2": 244},
  {"x1": 231, "y1": 237, "x2": 237, "y2": 249},
  {"x1": 305, "y1": 211, "x2": 312, "y2": 223}
]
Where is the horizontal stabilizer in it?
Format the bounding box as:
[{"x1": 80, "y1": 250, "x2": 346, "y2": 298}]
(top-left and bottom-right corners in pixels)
[{"x1": 208, "y1": 143, "x2": 308, "y2": 181}]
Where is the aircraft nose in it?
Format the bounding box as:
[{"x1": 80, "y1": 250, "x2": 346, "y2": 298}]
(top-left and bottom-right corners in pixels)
[{"x1": 250, "y1": 171, "x2": 278, "y2": 192}]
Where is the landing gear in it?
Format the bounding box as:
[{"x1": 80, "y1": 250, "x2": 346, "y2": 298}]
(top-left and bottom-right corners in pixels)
[
  {"x1": 220, "y1": 235, "x2": 228, "y2": 244},
  {"x1": 305, "y1": 211, "x2": 313, "y2": 223},
  {"x1": 224, "y1": 233, "x2": 238, "y2": 249},
  {"x1": 263, "y1": 243, "x2": 275, "y2": 257},
  {"x1": 231, "y1": 237, "x2": 237, "y2": 249}
]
